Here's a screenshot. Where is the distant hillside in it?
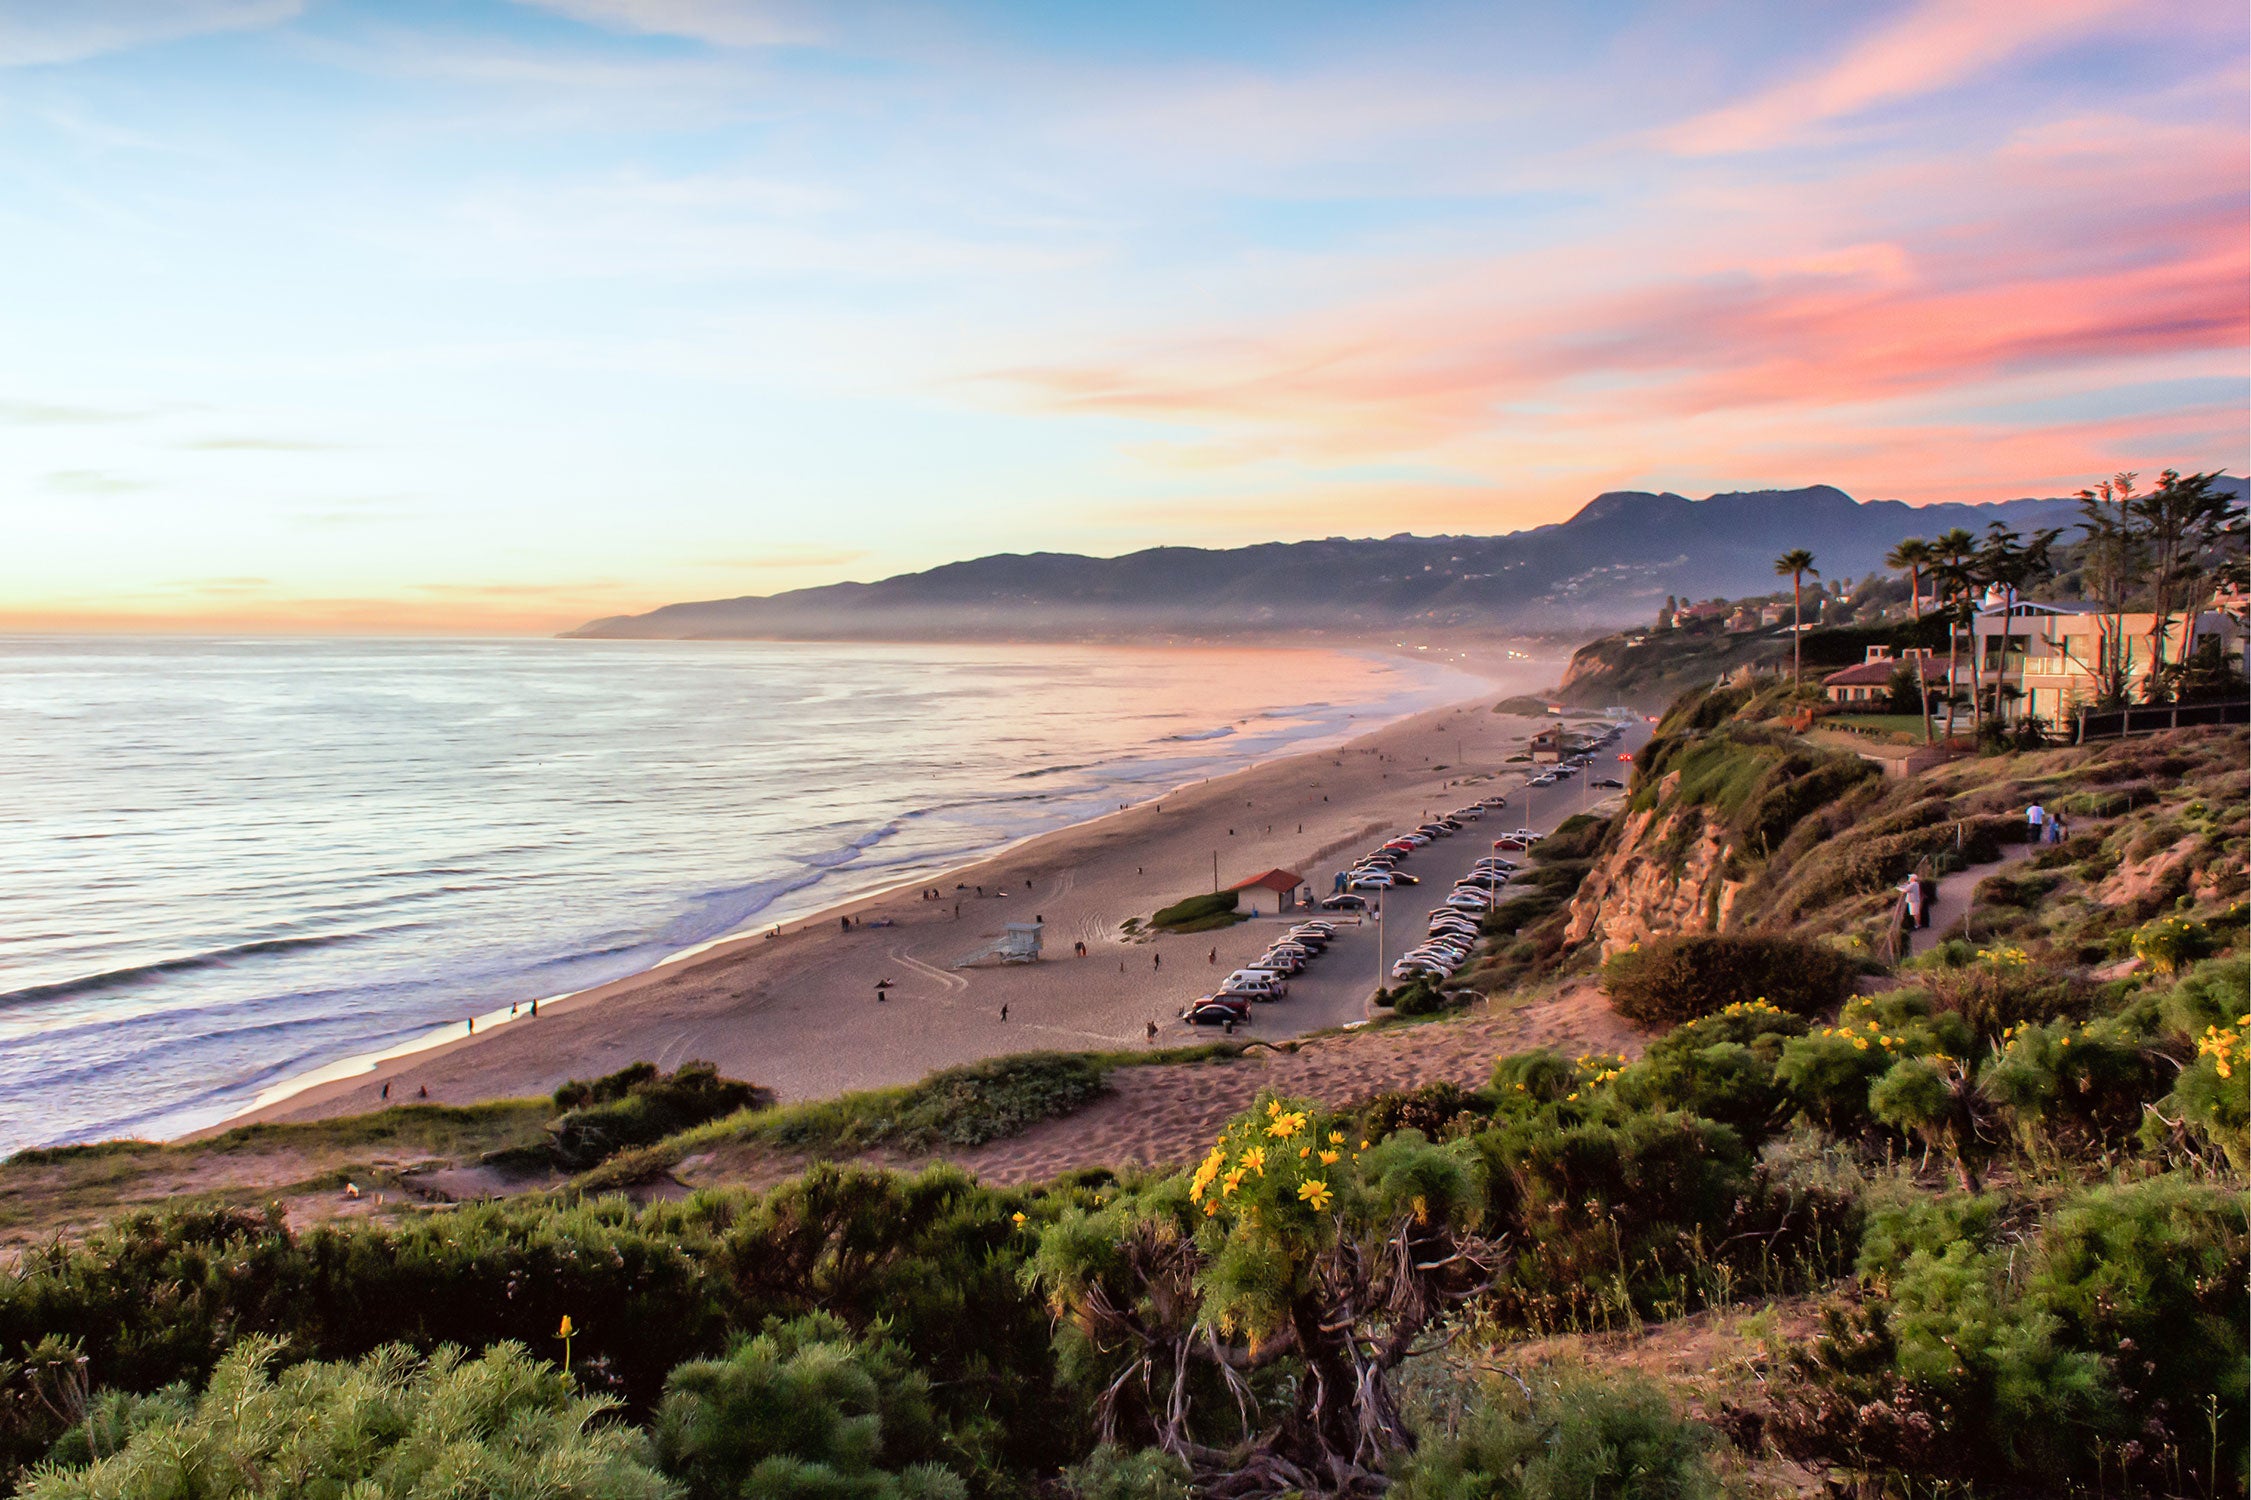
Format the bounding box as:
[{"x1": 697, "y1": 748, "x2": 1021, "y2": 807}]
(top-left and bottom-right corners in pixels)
[{"x1": 569, "y1": 484, "x2": 2101, "y2": 641}]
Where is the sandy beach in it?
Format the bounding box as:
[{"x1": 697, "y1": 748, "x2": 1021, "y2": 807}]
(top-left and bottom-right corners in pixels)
[{"x1": 222, "y1": 659, "x2": 1617, "y2": 1130}]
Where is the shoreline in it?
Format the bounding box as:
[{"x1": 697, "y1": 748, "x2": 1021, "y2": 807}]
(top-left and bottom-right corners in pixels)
[{"x1": 202, "y1": 648, "x2": 1563, "y2": 1136}]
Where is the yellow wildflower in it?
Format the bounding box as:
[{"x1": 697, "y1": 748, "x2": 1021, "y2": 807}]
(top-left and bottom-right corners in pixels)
[
  {"x1": 1297, "y1": 1179, "x2": 1333, "y2": 1210},
  {"x1": 1241, "y1": 1146, "x2": 1267, "y2": 1176},
  {"x1": 1010, "y1": 1212, "x2": 1026, "y2": 1225},
  {"x1": 1319, "y1": 1149, "x2": 1340, "y2": 1165}
]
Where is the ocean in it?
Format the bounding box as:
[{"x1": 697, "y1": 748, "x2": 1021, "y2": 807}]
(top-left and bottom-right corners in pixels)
[{"x1": 0, "y1": 637, "x2": 1487, "y2": 1152}]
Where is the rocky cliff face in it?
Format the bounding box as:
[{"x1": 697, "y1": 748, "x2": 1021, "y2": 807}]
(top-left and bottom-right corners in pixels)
[{"x1": 1564, "y1": 770, "x2": 1746, "y2": 957}]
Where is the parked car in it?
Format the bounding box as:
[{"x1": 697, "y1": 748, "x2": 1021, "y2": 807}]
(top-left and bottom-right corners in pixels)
[
  {"x1": 1479, "y1": 795, "x2": 1509, "y2": 808},
  {"x1": 1456, "y1": 874, "x2": 1507, "y2": 890},
  {"x1": 1184, "y1": 1000, "x2": 1250, "y2": 1026},
  {"x1": 1591, "y1": 777, "x2": 1624, "y2": 789},
  {"x1": 1529, "y1": 774, "x2": 1557, "y2": 787},
  {"x1": 1347, "y1": 872, "x2": 1396, "y2": 890},
  {"x1": 1321, "y1": 893, "x2": 1368, "y2": 911},
  {"x1": 1472, "y1": 858, "x2": 1518, "y2": 872},
  {"x1": 1509, "y1": 829, "x2": 1542, "y2": 843},
  {"x1": 1443, "y1": 891, "x2": 1494, "y2": 912},
  {"x1": 1221, "y1": 971, "x2": 1285, "y2": 999}
]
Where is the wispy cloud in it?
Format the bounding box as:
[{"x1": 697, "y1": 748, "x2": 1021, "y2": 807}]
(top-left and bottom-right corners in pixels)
[
  {"x1": 0, "y1": 0, "x2": 301, "y2": 69},
  {"x1": 517, "y1": 0, "x2": 823, "y2": 49},
  {"x1": 181, "y1": 436, "x2": 340, "y2": 452},
  {"x1": 0, "y1": 399, "x2": 141, "y2": 425},
  {"x1": 46, "y1": 469, "x2": 148, "y2": 495},
  {"x1": 1664, "y1": 0, "x2": 2137, "y2": 155}
]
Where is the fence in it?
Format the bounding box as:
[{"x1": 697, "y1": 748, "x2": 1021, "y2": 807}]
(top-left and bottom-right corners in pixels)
[{"x1": 2073, "y1": 700, "x2": 2249, "y2": 743}]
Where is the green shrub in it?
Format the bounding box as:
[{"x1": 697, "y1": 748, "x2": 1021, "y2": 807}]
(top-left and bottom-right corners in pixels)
[
  {"x1": 1486, "y1": 1049, "x2": 1578, "y2": 1114},
  {"x1": 23, "y1": 1339, "x2": 671, "y2": 1500},
  {"x1": 1609, "y1": 1000, "x2": 1806, "y2": 1143},
  {"x1": 2146, "y1": 1013, "x2": 2250, "y2": 1169},
  {"x1": 1601, "y1": 934, "x2": 1854, "y2": 1029},
  {"x1": 1773, "y1": 993, "x2": 1971, "y2": 1135},
  {"x1": 1358, "y1": 1082, "x2": 1486, "y2": 1143},
  {"x1": 654, "y1": 1313, "x2": 964, "y2": 1500},
  {"x1": 1393, "y1": 1373, "x2": 1716, "y2": 1500},
  {"x1": 550, "y1": 1061, "x2": 768, "y2": 1171},
  {"x1": 1148, "y1": 891, "x2": 1239, "y2": 931},
  {"x1": 1763, "y1": 1175, "x2": 2248, "y2": 1496},
  {"x1": 1978, "y1": 1018, "x2": 2168, "y2": 1157},
  {"x1": 740, "y1": 1054, "x2": 1108, "y2": 1154},
  {"x1": 1061, "y1": 1445, "x2": 1193, "y2": 1500},
  {"x1": 2131, "y1": 911, "x2": 2217, "y2": 976}
]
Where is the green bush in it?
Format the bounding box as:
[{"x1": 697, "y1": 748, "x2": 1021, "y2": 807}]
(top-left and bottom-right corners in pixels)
[
  {"x1": 23, "y1": 1339, "x2": 671, "y2": 1500},
  {"x1": 1609, "y1": 1000, "x2": 1807, "y2": 1143},
  {"x1": 550, "y1": 1061, "x2": 768, "y2": 1171},
  {"x1": 1393, "y1": 1373, "x2": 1716, "y2": 1500},
  {"x1": 744, "y1": 1054, "x2": 1109, "y2": 1153},
  {"x1": 653, "y1": 1313, "x2": 964, "y2": 1500},
  {"x1": 1601, "y1": 934, "x2": 1854, "y2": 1029},
  {"x1": 1763, "y1": 1176, "x2": 2248, "y2": 1496},
  {"x1": 1148, "y1": 891, "x2": 1238, "y2": 931},
  {"x1": 1061, "y1": 1445, "x2": 1193, "y2": 1500},
  {"x1": 1773, "y1": 993, "x2": 1971, "y2": 1135},
  {"x1": 1358, "y1": 1082, "x2": 1486, "y2": 1143}
]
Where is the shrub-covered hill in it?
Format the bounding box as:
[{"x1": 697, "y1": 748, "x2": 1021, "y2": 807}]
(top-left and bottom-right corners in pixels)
[
  {"x1": 1563, "y1": 681, "x2": 2248, "y2": 962},
  {"x1": 3, "y1": 684, "x2": 2244, "y2": 1500}
]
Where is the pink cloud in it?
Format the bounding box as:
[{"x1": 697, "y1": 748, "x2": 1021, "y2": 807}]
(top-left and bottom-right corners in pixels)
[{"x1": 1665, "y1": 0, "x2": 2138, "y2": 155}]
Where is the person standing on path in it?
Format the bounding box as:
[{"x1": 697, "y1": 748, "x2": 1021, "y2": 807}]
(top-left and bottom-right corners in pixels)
[
  {"x1": 1000, "y1": 1004, "x2": 1008, "y2": 1022},
  {"x1": 2026, "y1": 802, "x2": 2046, "y2": 844}
]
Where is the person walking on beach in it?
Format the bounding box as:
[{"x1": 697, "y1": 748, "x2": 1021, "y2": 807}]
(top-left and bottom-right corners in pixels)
[
  {"x1": 1146, "y1": 1020, "x2": 1158, "y2": 1041},
  {"x1": 840, "y1": 915, "x2": 851, "y2": 933},
  {"x1": 466, "y1": 1017, "x2": 473, "y2": 1035},
  {"x1": 381, "y1": 1081, "x2": 390, "y2": 1101},
  {"x1": 1000, "y1": 1004, "x2": 1009, "y2": 1022},
  {"x1": 1208, "y1": 947, "x2": 1216, "y2": 965},
  {"x1": 1153, "y1": 952, "x2": 1161, "y2": 971}
]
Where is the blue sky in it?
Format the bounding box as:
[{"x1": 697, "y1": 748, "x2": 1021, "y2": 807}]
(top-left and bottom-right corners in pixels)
[{"x1": 2, "y1": 0, "x2": 2244, "y2": 631}]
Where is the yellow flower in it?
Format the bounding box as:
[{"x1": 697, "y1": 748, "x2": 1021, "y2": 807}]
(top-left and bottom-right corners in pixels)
[
  {"x1": 1328, "y1": 1130, "x2": 1346, "y2": 1145},
  {"x1": 1318, "y1": 1149, "x2": 1340, "y2": 1165},
  {"x1": 1222, "y1": 1168, "x2": 1245, "y2": 1196},
  {"x1": 1010, "y1": 1212, "x2": 1026, "y2": 1225},
  {"x1": 1267, "y1": 1111, "x2": 1307, "y2": 1140},
  {"x1": 1241, "y1": 1146, "x2": 1267, "y2": 1176},
  {"x1": 557, "y1": 1315, "x2": 574, "y2": 1338},
  {"x1": 1266, "y1": 1099, "x2": 1282, "y2": 1117},
  {"x1": 1298, "y1": 1146, "x2": 1311, "y2": 1159},
  {"x1": 1565, "y1": 1091, "x2": 1578, "y2": 1101},
  {"x1": 1204, "y1": 1202, "x2": 1218, "y2": 1217},
  {"x1": 1297, "y1": 1178, "x2": 1333, "y2": 1210}
]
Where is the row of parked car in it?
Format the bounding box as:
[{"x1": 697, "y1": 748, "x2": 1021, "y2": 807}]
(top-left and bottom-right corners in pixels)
[
  {"x1": 1393, "y1": 837, "x2": 1540, "y2": 982},
  {"x1": 1323, "y1": 795, "x2": 1512, "y2": 901},
  {"x1": 1526, "y1": 723, "x2": 1633, "y2": 789},
  {"x1": 1178, "y1": 917, "x2": 1345, "y2": 1027}
]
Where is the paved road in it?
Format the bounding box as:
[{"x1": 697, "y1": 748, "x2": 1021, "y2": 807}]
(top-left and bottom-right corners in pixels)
[{"x1": 1248, "y1": 717, "x2": 1654, "y2": 1033}]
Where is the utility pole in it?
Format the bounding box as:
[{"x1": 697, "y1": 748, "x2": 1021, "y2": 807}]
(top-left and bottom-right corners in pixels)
[{"x1": 1212, "y1": 850, "x2": 1218, "y2": 893}]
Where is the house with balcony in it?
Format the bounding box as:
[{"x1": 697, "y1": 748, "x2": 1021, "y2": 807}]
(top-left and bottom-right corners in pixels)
[{"x1": 1970, "y1": 596, "x2": 2247, "y2": 721}]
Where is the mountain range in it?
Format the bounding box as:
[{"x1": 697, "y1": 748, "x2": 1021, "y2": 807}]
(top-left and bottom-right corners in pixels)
[{"x1": 565, "y1": 483, "x2": 2230, "y2": 642}]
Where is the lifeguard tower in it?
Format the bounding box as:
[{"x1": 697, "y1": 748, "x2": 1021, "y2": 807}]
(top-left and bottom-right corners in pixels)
[{"x1": 954, "y1": 921, "x2": 1044, "y2": 968}]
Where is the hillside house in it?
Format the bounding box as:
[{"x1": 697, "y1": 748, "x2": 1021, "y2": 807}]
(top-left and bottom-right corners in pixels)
[
  {"x1": 1823, "y1": 647, "x2": 1950, "y2": 707},
  {"x1": 1971, "y1": 598, "x2": 2248, "y2": 721}
]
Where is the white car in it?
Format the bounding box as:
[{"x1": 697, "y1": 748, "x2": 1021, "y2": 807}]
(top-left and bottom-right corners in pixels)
[
  {"x1": 1508, "y1": 829, "x2": 1541, "y2": 843},
  {"x1": 1443, "y1": 891, "x2": 1494, "y2": 912},
  {"x1": 1347, "y1": 872, "x2": 1396, "y2": 890},
  {"x1": 1450, "y1": 806, "x2": 1484, "y2": 820}
]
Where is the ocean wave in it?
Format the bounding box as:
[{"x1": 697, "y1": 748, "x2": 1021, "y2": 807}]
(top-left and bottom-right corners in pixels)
[
  {"x1": 0, "y1": 929, "x2": 391, "y2": 1010},
  {"x1": 1160, "y1": 726, "x2": 1237, "y2": 742}
]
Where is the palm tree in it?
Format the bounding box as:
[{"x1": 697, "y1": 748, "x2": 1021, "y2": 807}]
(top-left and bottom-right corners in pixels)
[
  {"x1": 1774, "y1": 549, "x2": 1818, "y2": 689},
  {"x1": 1931, "y1": 528, "x2": 1981, "y2": 738},
  {"x1": 1886, "y1": 537, "x2": 1936, "y2": 744}
]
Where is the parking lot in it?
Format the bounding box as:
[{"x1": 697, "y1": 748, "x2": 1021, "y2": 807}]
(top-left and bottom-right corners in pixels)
[{"x1": 1209, "y1": 716, "x2": 1653, "y2": 1033}]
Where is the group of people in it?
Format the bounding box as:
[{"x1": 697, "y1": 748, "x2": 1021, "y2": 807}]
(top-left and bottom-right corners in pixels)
[{"x1": 2027, "y1": 801, "x2": 2070, "y2": 845}]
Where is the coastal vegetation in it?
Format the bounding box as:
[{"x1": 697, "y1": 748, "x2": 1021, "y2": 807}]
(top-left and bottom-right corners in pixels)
[
  {"x1": 3, "y1": 679, "x2": 2243, "y2": 1498},
  {"x1": 1148, "y1": 891, "x2": 1245, "y2": 934}
]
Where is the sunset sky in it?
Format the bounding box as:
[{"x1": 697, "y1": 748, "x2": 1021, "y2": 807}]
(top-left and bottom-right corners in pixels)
[{"x1": 3, "y1": 0, "x2": 2246, "y2": 633}]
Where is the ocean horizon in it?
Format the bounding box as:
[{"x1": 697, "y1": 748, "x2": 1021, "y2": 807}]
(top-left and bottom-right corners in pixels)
[{"x1": 0, "y1": 636, "x2": 1491, "y2": 1152}]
